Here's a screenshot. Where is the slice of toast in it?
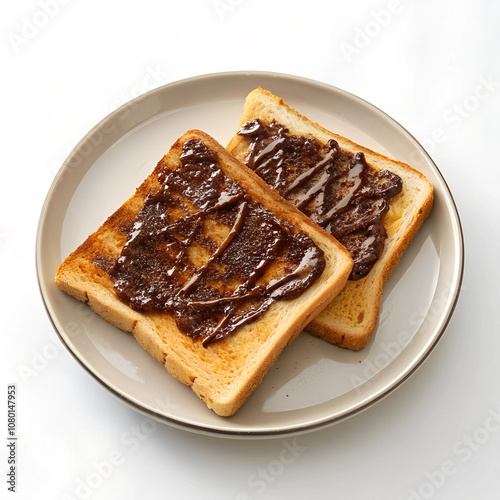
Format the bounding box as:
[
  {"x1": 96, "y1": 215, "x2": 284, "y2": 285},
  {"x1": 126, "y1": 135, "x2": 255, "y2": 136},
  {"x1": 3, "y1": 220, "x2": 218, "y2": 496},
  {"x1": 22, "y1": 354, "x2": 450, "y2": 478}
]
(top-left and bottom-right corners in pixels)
[
  {"x1": 55, "y1": 129, "x2": 353, "y2": 416},
  {"x1": 227, "y1": 88, "x2": 434, "y2": 350}
]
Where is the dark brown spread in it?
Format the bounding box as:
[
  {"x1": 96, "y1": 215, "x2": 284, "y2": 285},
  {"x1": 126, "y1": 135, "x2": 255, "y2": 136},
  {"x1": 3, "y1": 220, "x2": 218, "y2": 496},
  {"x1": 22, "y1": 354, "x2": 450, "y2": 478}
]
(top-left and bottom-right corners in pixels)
[
  {"x1": 109, "y1": 139, "x2": 325, "y2": 346},
  {"x1": 237, "y1": 120, "x2": 403, "y2": 280}
]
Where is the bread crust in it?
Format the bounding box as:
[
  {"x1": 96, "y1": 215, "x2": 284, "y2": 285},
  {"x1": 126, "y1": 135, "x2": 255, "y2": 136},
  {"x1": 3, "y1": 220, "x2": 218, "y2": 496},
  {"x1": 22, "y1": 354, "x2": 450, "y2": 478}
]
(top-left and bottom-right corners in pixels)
[
  {"x1": 55, "y1": 130, "x2": 353, "y2": 416},
  {"x1": 227, "y1": 88, "x2": 434, "y2": 350}
]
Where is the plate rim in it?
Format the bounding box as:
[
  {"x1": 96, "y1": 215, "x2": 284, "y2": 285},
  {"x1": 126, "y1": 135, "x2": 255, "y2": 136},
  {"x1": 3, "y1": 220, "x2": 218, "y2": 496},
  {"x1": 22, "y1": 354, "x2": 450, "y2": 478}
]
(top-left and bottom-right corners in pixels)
[{"x1": 36, "y1": 70, "x2": 464, "y2": 439}]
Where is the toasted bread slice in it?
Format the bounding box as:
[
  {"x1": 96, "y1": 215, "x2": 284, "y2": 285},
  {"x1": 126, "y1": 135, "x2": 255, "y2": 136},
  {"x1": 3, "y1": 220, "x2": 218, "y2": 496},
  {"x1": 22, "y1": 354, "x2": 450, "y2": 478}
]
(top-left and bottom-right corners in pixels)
[
  {"x1": 55, "y1": 130, "x2": 353, "y2": 416},
  {"x1": 227, "y1": 88, "x2": 434, "y2": 350}
]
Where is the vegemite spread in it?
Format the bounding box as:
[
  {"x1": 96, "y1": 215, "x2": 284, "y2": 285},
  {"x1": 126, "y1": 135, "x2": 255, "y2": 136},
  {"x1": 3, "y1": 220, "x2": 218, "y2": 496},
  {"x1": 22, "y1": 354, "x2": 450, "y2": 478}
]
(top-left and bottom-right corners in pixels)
[
  {"x1": 237, "y1": 119, "x2": 403, "y2": 280},
  {"x1": 109, "y1": 139, "x2": 325, "y2": 346}
]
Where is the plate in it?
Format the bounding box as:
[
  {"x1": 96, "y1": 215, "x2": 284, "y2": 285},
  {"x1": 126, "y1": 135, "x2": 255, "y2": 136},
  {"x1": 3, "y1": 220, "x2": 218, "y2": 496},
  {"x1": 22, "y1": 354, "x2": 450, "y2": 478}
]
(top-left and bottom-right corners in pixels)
[{"x1": 36, "y1": 71, "x2": 463, "y2": 438}]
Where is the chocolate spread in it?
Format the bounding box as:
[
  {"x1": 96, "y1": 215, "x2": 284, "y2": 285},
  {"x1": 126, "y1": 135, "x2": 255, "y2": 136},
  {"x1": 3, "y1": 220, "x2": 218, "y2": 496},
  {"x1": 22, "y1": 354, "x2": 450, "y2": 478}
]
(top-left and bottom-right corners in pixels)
[
  {"x1": 237, "y1": 119, "x2": 403, "y2": 280},
  {"x1": 109, "y1": 139, "x2": 325, "y2": 346}
]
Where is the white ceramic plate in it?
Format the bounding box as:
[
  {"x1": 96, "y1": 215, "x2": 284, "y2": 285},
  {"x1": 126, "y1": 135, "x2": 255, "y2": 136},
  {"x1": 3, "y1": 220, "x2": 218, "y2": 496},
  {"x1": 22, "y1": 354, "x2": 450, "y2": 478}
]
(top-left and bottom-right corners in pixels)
[{"x1": 36, "y1": 72, "x2": 463, "y2": 438}]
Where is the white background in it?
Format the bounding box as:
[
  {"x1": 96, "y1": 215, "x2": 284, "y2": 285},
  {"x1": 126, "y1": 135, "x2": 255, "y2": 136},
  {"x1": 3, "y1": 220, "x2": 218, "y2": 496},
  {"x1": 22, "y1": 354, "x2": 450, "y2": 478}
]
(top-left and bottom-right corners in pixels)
[{"x1": 2, "y1": 1, "x2": 500, "y2": 499}]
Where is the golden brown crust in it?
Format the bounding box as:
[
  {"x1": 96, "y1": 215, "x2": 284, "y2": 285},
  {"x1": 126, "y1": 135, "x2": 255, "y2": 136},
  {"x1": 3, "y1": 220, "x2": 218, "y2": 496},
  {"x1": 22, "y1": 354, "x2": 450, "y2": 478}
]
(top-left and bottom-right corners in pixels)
[
  {"x1": 55, "y1": 130, "x2": 353, "y2": 416},
  {"x1": 227, "y1": 88, "x2": 434, "y2": 350}
]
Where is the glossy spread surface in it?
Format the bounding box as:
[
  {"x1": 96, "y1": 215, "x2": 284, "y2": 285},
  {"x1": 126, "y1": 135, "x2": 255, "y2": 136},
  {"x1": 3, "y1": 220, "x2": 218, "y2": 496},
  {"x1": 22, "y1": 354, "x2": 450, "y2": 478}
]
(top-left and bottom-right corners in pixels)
[
  {"x1": 109, "y1": 138, "x2": 325, "y2": 346},
  {"x1": 238, "y1": 119, "x2": 403, "y2": 280}
]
